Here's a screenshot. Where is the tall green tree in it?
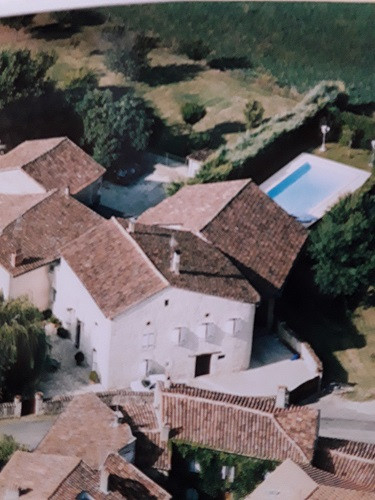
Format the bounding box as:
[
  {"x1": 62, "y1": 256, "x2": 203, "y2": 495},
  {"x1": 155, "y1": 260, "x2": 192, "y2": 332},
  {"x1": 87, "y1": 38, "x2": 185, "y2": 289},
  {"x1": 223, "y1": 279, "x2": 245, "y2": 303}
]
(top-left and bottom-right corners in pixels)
[
  {"x1": 0, "y1": 50, "x2": 55, "y2": 109},
  {"x1": 77, "y1": 88, "x2": 152, "y2": 168},
  {"x1": 309, "y1": 180, "x2": 375, "y2": 298},
  {"x1": 0, "y1": 297, "x2": 48, "y2": 400}
]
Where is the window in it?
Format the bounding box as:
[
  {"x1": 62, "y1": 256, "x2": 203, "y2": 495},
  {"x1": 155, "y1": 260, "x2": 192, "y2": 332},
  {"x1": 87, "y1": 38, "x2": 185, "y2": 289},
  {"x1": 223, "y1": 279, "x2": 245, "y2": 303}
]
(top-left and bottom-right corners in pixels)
[
  {"x1": 142, "y1": 332, "x2": 155, "y2": 350},
  {"x1": 164, "y1": 299, "x2": 169, "y2": 307}
]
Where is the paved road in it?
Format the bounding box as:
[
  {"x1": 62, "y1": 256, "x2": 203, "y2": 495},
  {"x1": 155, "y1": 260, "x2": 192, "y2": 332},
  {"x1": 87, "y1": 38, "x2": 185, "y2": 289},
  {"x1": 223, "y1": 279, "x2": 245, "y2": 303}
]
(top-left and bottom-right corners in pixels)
[
  {"x1": 320, "y1": 417, "x2": 375, "y2": 444},
  {"x1": 0, "y1": 415, "x2": 56, "y2": 450}
]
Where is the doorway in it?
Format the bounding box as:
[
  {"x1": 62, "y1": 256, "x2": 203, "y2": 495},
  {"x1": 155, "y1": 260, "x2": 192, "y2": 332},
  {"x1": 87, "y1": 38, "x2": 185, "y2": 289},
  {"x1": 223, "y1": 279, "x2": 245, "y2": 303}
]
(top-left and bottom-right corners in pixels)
[
  {"x1": 194, "y1": 354, "x2": 211, "y2": 377},
  {"x1": 75, "y1": 320, "x2": 82, "y2": 349}
]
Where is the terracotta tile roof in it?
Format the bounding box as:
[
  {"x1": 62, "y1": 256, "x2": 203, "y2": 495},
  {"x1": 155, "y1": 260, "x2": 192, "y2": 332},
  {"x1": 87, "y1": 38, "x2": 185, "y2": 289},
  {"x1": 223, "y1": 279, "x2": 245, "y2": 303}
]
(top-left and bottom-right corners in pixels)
[
  {"x1": 61, "y1": 219, "x2": 168, "y2": 319},
  {"x1": 0, "y1": 137, "x2": 105, "y2": 194},
  {"x1": 0, "y1": 192, "x2": 50, "y2": 231},
  {"x1": 62, "y1": 218, "x2": 259, "y2": 318},
  {"x1": 248, "y1": 459, "x2": 375, "y2": 500},
  {"x1": 201, "y1": 181, "x2": 308, "y2": 294},
  {"x1": 315, "y1": 437, "x2": 375, "y2": 491},
  {"x1": 0, "y1": 190, "x2": 102, "y2": 277},
  {"x1": 0, "y1": 450, "x2": 80, "y2": 499},
  {"x1": 37, "y1": 393, "x2": 135, "y2": 470},
  {"x1": 129, "y1": 222, "x2": 260, "y2": 304},
  {"x1": 162, "y1": 383, "x2": 319, "y2": 463},
  {"x1": 138, "y1": 179, "x2": 249, "y2": 232},
  {"x1": 138, "y1": 180, "x2": 307, "y2": 295},
  {"x1": 104, "y1": 453, "x2": 171, "y2": 499}
]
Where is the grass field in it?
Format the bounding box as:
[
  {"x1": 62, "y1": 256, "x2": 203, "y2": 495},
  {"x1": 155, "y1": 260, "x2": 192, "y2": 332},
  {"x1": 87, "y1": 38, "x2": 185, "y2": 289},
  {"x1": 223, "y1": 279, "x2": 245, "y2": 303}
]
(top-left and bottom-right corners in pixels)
[
  {"x1": 312, "y1": 143, "x2": 373, "y2": 172},
  {"x1": 108, "y1": 2, "x2": 375, "y2": 104}
]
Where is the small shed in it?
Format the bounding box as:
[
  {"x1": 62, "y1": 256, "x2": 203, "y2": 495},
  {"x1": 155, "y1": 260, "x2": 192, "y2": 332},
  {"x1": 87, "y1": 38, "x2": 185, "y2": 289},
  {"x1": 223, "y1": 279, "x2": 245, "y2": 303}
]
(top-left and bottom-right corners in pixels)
[{"x1": 187, "y1": 149, "x2": 213, "y2": 177}]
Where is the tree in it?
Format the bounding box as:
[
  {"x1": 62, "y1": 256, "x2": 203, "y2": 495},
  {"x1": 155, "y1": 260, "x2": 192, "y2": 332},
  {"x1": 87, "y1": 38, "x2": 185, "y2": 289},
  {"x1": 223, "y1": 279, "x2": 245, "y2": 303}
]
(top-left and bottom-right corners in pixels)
[
  {"x1": 309, "y1": 181, "x2": 375, "y2": 298},
  {"x1": 181, "y1": 102, "x2": 206, "y2": 126},
  {"x1": 244, "y1": 100, "x2": 264, "y2": 129},
  {"x1": 64, "y1": 69, "x2": 99, "y2": 109},
  {"x1": 77, "y1": 89, "x2": 153, "y2": 168},
  {"x1": 0, "y1": 50, "x2": 56, "y2": 109},
  {"x1": 0, "y1": 297, "x2": 48, "y2": 400},
  {"x1": 104, "y1": 26, "x2": 156, "y2": 81},
  {"x1": 0, "y1": 15, "x2": 35, "y2": 30},
  {"x1": 178, "y1": 39, "x2": 211, "y2": 61}
]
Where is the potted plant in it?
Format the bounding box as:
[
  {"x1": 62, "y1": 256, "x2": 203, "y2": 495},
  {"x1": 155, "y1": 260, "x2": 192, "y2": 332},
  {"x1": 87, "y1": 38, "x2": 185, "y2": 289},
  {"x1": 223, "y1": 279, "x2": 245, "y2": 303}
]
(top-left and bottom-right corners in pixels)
[{"x1": 89, "y1": 370, "x2": 100, "y2": 384}]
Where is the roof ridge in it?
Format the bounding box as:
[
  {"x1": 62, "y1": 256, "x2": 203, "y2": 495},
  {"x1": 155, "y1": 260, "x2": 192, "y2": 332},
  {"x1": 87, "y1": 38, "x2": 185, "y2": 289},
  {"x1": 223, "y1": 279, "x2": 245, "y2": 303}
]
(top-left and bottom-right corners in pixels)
[
  {"x1": 1, "y1": 189, "x2": 57, "y2": 234},
  {"x1": 272, "y1": 413, "x2": 309, "y2": 463},
  {"x1": 48, "y1": 458, "x2": 83, "y2": 498},
  {"x1": 112, "y1": 217, "x2": 170, "y2": 288},
  {"x1": 199, "y1": 178, "x2": 252, "y2": 232},
  {"x1": 21, "y1": 137, "x2": 66, "y2": 170}
]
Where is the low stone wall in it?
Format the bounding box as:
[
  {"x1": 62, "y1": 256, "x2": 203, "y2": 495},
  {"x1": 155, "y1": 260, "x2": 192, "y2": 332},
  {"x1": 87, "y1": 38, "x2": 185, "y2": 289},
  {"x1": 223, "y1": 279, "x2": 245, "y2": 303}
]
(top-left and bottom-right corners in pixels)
[{"x1": 277, "y1": 321, "x2": 323, "y2": 377}]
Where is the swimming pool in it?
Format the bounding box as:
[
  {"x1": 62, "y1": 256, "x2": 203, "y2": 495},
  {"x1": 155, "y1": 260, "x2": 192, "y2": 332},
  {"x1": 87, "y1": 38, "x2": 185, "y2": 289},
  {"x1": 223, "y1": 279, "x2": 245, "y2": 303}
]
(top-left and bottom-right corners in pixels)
[{"x1": 261, "y1": 153, "x2": 371, "y2": 223}]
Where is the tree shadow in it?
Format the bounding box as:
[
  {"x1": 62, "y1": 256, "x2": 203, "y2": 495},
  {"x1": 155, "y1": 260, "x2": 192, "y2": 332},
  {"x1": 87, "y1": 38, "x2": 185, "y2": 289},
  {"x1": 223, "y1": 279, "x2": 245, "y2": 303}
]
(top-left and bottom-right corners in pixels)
[
  {"x1": 140, "y1": 64, "x2": 203, "y2": 87},
  {"x1": 30, "y1": 23, "x2": 81, "y2": 40},
  {"x1": 279, "y1": 254, "x2": 367, "y2": 386},
  {"x1": 207, "y1": 56, "x2": 252, "y2": 71}
]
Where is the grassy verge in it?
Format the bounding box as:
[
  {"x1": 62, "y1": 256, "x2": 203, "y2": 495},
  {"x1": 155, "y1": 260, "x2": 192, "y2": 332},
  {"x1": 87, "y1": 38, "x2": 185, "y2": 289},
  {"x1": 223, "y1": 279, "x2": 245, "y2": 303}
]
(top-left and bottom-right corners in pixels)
[{"x1": 312, "y1": 143, "x2": 373, "y2": 172}]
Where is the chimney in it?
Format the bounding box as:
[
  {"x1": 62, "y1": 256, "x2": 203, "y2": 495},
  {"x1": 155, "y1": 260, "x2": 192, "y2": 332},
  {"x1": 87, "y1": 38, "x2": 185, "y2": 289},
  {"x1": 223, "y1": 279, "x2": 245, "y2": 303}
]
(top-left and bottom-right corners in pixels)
[
  {"x1": 111, "y1": 407, "x2": 123, "y2": 427},
  {"x1": 127, "y1": 217, "x2": 136, "y2": 233},
  {"x1": 64, "y1": 186, "x2": 70, "y2": 197},
  {"x1": 275, "y1": 385, "x2": 289, "y2": 409},
  {"x1": 169, "y1": 234, "x2": 178, "y2": 250},
  {"x1": 99, "y1": 467, "x2": 109, "y2": 494},
  {"x1": 0, "y1": 140, "x2": 7, "y2": 155},
  {"x1": 160, "y1": 424, "x2": 170, "y2": 443},
  {"x1": 10, "y1": 249, "x2": 23, "y2": 268},
  {"x1": 170, "y1": 249, "x2": 181, "y2": 275}
]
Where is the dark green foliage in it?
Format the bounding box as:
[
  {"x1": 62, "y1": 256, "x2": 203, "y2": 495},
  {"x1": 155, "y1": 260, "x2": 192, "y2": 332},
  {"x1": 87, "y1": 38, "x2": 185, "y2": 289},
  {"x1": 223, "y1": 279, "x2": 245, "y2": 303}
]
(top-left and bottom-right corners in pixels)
[
  {"x1": 181, "y1": 102, "x2": 206, "y2": 125},
  {"x1": 174, "y1": 442, "x2": 278, "y2": 498},
  {"x1": 309, "y1": 179, "x2": 375, "y2": 298},
  {"x1": 0, "y1": 15, "x2": 35, "y2": 30},
  {"x1": 177, "y1": 39, "x2": 211, "y2": 61},
  {"x1": 339, "y1": 125, "x2": 355, "y2": 148},
  {"x1": 339, "y1": 112, "x2": 375, "y2": 149},
  {"x1": 64, "y1": 70, "x2": 99, "y2": 109},
  {"x1": 77, "y1": 88, "x2": 152, "y2": 168},
  {"x1": 52, "y1": 9, "x2": 105, "y2": 27},
  {"x1": 0, "y1": 297, "x2": 48, "y2": 400},
  {"x1": 57, "y1": 327, "x2": 70, "y2": 339},
  {"x1": 0, "y1": 435, "x2": 21, "y2": 469},
  {"x1": 0, "y1": 50, "x2": 56, "y2": 109},
  {"x1": 107, "y1": 3, "x2": 375, "y2": 103},
  {"x1": 104, "y1": 25, "x2": 156, "y2": 80},
  {"x1": 244, "y1": 100, "x2": 264, "y2": 129}
]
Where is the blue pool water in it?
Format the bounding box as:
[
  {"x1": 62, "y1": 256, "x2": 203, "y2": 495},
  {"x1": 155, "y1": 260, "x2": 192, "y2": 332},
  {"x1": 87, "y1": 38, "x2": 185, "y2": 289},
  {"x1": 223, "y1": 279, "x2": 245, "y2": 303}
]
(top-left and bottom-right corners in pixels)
[{"x1": 267, "y1": 162, "x2": 349, "y2": 218}]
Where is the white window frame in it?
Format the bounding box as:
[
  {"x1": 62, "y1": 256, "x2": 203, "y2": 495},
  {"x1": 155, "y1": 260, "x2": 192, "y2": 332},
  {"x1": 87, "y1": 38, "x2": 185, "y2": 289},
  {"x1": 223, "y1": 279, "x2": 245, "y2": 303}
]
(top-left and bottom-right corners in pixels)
[{"x1": 142, "y1": 332, "x2": 155, "y2": 350}]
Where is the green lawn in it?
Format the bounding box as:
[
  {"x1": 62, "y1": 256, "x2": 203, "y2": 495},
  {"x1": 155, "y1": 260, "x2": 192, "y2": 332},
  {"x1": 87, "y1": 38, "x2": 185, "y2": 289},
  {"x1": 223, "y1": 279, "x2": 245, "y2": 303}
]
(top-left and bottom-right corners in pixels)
[{"x1": 312, "y1": 143, "x2": 373, "y2": 173}]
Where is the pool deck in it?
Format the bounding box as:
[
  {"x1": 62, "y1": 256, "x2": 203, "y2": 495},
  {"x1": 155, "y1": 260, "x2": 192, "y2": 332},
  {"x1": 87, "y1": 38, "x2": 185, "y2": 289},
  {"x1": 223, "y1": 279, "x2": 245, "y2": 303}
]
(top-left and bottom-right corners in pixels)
[{"x1": 260, "y1": 152, "x2": 371, "y2": 221}]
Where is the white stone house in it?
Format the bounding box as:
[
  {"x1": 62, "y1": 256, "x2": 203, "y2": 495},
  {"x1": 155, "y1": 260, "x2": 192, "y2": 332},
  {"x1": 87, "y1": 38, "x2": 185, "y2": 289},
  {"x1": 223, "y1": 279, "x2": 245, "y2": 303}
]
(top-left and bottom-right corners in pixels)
[
  {"x1": 53, "y1": 218, "x2": 259, "y2": 389},
  {"x1": 0, "y1": 137, "x2": 105, "y2": 206},
  {"x1": 0, "y1": 190, "x2": 102, "y2": 310}
]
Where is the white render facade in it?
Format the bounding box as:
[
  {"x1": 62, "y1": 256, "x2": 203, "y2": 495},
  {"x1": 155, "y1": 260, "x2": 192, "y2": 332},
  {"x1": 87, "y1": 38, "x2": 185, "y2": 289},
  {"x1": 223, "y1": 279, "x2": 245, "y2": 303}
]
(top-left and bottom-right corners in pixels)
[
  {"x1": 53, "y1": 257, "x2": 256, "y2": 389},
  {"x1": 0, "y1": 263, "x2": 55, "y2": 311}
]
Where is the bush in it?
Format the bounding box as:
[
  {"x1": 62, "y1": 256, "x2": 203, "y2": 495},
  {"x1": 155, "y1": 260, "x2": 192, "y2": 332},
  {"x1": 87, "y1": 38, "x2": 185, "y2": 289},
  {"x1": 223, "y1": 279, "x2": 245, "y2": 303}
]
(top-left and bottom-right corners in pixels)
[
  {"x1": 89, "y1": 370, "x2": 100, "y2": 383},
  {"x1": 178, "y1": 39, "x2": 211, "y2": 60},
  {"x1": 75, "y1": 351, "x2": 84, "y2": 366},
  {"x1": 0, "y1": 435, "x2": 20, "y2": 469},
  {"x1": 339, "y1": 112, "x2": 375, "y2": 149},
  {"x1": 57, "y1": 327, "x2": 70, "y2": 339},
  {"x1": 181, "y1": 102, "x2": 206, "y2": 126},
  {"x1": 42, "y1": 309, "x2": 52, "y2": 320},
  {"x1": 244, "y1": 100, "x2": 264, "y2": 129}
]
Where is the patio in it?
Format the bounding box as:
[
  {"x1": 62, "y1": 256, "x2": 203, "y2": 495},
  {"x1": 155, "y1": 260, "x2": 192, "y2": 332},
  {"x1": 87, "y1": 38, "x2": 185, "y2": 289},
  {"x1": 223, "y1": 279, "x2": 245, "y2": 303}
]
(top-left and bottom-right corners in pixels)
[
  {"x1": 190, "y1": 335, "x2": 317, "y2": 397},
  {"x1": 37, "y1": 333, "x2": 104, "y2": 399}
]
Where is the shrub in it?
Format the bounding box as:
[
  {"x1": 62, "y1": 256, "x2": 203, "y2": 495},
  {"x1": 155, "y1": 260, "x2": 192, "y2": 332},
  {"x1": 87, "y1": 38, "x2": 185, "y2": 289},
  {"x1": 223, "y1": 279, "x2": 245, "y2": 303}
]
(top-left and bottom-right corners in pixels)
[
  {"x1": 57, "y1": 327, "x2": 70, "y2": 339},
  {"x1": 178, "y1": 39, "x2": 211, "y2": 60},
  {"x1": 89, "y1": 370, "x2": 100, "y2": 383},
  {"x1": 339, "y1": 125, "x2": 355, "y2": 147},
  {"x1": 244, "y1": 100, "x2": 265, "y2": 129},
  {"x1": 181, "y1": 102, "x2": 206, "y2": 126},
  {"x1": 0, "y1": 435, "x2": 21, "y2": 469},
  {"x1": 42, "y1": 309, "x2": 52, "y2": 320},
  {"x1": 339, "y1": 112, "x2": 375, "y2": 149},
  {"x1": 75, "y1": 351, "x2": 84, "y2": 366}
]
